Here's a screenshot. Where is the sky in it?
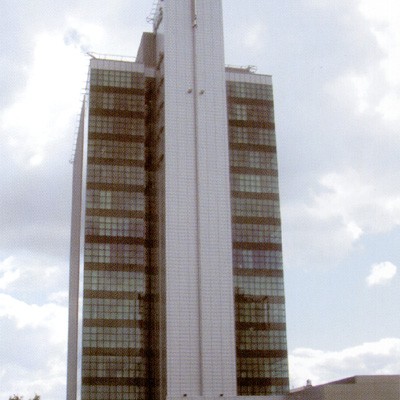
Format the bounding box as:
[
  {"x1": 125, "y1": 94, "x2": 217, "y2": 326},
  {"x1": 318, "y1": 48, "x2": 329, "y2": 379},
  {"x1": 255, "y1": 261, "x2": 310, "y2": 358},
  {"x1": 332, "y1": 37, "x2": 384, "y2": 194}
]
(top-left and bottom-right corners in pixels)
[{"x1": 0, "y1": 0, "x2": 399, "y2": 398}]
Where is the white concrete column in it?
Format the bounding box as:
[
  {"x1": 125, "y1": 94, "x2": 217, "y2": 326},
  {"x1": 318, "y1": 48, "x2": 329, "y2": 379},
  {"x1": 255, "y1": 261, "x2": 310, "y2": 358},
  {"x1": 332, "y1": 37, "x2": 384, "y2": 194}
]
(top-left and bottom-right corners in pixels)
[{"x1": 158, "y1": 0, "x2": 237, "y2": 397}]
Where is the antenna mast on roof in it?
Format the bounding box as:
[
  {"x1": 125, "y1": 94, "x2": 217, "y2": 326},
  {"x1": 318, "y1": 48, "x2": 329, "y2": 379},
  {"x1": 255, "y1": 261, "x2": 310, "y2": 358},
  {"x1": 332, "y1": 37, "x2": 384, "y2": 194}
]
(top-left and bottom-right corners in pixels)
[{"x1": 147, "y1": 0, "x2": 159, "y2": 23}]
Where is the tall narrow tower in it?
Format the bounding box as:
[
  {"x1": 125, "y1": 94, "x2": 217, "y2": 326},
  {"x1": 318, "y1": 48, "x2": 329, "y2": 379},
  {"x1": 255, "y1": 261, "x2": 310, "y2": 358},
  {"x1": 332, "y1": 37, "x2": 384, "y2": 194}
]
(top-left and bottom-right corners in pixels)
[{"x1": 67, "y1": 1, "x2": 289, "y2": 400}]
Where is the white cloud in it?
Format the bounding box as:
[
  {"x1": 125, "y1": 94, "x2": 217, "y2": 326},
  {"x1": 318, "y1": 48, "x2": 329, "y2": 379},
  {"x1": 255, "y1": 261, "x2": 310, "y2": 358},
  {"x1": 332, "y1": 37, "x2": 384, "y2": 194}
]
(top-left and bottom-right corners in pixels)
[
  {"x1": 0, "y1": 30, "x2": 88, "y2": 167},
  {"x1": 243, "y1": 23, "x2": 267, "y2": 51},
  {"x1": 0, "y1": 256, "x2": 21, "y2": 289},
  {"x1": 326, "y1": 72, "x2": 372, "y2": 115},
  {"x1": 346, "y1": 221, "x2": 363, "y2": 241},
  {"x1": 309, "y1": 170, "x2": 400, "y2": 237},
  {"x1": 359, "y1": 0, "x2": 400, "y2": 85},
  {"x1": 0, "y1": 294, "x2": 67, "y2": 344},
  {"x1": 326, "y1": 0, "x2": 400, "y2": 122},
  {"x1": 361, "y1": 0, "x2": 400, "y2": 122},
  {"x1": 282, "y1": 169, "x2": 400, "y2": 266},
  {"x1": 366, "y1": 261, "x2": 397, "y2": 286},
  {"x1": 0, "y1": 293, "x2": 68, "y2": 400},
  {"x1": 0, "y1": 351, "x2": 66, "y2": 400},
  {"x1": 290, "y1": 338, "x2": 400, "y2": 388},
  {"x1": 359, "y1": 0, "x2": 400, "y2": 22},
  {"x1": 376, "y1": 92, "x2": 400, "y2": 121},
  {"x1": 0, "y1": 254, "x2": 67, "y2": 297},
  {"x1": 48, "y1": 290, "x2": 69, "y2": 304}
]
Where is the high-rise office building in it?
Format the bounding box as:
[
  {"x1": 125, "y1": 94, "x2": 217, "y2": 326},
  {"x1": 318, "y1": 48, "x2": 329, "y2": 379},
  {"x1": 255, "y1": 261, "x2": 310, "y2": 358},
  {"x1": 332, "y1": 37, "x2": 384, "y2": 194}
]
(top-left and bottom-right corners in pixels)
[{"x1": 67, "y1": 1, "x2": 289, "y2": 400}]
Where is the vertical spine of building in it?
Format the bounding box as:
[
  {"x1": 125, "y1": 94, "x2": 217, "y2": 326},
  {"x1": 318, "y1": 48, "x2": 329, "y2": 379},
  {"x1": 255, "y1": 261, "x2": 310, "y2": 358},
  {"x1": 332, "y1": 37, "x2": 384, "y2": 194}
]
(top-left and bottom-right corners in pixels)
[
  {"x1": 67, "y1": 104, "x2": 86, "y2": 400},
  {"x1": 191, "y1": 0, "x2": 237, "y2": 396},
  {"x1": 155, "y1": 0, "x2": 237, "y2": 397}
]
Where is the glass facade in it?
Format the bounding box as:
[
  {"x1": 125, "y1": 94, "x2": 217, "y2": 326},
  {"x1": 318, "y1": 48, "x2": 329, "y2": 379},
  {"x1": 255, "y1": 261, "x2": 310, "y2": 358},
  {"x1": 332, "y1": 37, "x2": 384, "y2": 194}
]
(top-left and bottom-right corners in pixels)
[
  {"x1": 75, "y1": 65, "x2": 289, "y2": 400},
  {"x1": 228, "y1": 80, "x2": 289, "y2": 395},
  {"x1": 81, "y1": 69, "x2": 150, "y2": 400}
]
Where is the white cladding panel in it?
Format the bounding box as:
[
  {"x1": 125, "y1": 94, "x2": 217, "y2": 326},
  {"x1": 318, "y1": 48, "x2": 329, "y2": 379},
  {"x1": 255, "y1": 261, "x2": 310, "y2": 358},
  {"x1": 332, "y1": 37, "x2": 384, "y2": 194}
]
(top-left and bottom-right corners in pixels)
[
  {"x1": 159, "y1": 0, "x2": 236, "y2": 397},
  {"x1": 194, "y1": 0, "x2": 237, "y2": 396},
  {"x1": 66, "y1": 106, "x2": 85, "y2": 400},
  {"x1": 161, "y1": 0, "x2": 202, "y2": 396}
]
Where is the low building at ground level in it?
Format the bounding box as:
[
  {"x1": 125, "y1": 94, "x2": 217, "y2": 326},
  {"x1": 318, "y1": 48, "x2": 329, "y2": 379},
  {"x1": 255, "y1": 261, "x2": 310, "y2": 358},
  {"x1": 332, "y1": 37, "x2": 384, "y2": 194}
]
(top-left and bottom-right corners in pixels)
[{"x1": 288, "y1": 375, "x2": 400, "y2": 400}]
